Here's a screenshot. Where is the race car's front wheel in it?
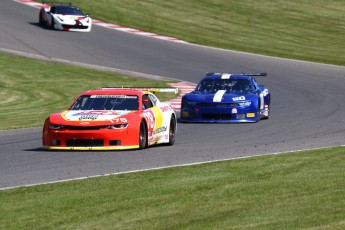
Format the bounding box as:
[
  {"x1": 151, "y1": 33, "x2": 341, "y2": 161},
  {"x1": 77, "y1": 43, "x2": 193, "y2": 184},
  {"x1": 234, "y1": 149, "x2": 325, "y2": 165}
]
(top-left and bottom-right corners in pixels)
[{"x1": 138, "y1": 121, "x2": 147, "y2": 150}]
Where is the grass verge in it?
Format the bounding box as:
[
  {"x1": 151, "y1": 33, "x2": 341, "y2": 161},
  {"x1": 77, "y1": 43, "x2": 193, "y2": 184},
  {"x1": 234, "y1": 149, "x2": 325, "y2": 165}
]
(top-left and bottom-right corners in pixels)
[
  {"x1": 51, "y1": 0, "x2": 345, "y2": 66},
  {"x1": 1, "y1": 147, "x2": 344, "y2": 229},
  {"x1": 0, "y1": 52, "x2": 176, "y2": 130}
]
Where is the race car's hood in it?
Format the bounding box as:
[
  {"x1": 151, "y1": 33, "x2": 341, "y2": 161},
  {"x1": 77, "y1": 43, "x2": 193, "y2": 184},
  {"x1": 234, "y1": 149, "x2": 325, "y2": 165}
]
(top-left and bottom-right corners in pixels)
[
  {"x1": 49, "y1": 110, "x2": 136, "y2": 125},
  {"x1": 54, "y1": 14, "x2": 89, "y2": 23},
  {"x1": 184, "y1": 91, "x2": 256, "y2": 103}
]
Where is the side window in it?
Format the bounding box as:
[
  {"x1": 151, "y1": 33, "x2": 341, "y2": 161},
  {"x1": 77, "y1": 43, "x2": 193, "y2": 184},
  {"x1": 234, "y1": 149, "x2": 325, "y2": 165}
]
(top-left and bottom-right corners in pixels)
[
  {"x1": 50, "y1": 7, "x2": 55, "y2": 14},
  {"x1": 252, "y1": 78, "x2": 259, "y2": 91},
  {"x1": 142, "y1": 94, "x2": 153, "y2": 109},
  {"x1": 148, "y1": 94, "x2": 158, "y2": 106}
]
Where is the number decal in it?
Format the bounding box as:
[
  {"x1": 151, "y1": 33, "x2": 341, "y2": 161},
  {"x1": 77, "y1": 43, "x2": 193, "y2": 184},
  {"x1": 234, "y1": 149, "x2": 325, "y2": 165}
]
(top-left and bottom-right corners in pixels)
[
  {"x1": 113, "y1": 118, "x2": 128, "y2": 123},
  {"x1": 143, "y1": 110, "x2": 155, "y2": 130},
  {"x1": 233, "y1": 96, "x2": 246, "y2": 101}
]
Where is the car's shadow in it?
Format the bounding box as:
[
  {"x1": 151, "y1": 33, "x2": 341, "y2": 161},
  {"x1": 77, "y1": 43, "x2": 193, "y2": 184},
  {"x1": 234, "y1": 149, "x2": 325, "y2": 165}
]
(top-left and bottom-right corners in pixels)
[
  {"x1": 24, "y1": 147, "x2": 46, "y2": 152},
  {"x1": 25, "y1": 144, "x2": 170, "y2": 152},
  {"x1": 28, "y1": 22, "x2": 53, "y2": 31}
]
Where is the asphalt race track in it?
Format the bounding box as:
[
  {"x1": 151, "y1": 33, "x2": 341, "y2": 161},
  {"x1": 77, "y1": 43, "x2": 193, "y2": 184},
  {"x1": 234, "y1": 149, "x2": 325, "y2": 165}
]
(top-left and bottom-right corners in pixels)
[{"x1": 1, "y1": 0, "x2": 345, "y2": 189}]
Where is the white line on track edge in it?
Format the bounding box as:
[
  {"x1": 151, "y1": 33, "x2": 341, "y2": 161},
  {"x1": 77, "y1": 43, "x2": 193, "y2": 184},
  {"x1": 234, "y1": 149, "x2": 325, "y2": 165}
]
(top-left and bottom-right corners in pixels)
[{"x1": 1, "y1": 145, "x2": 344, "y2": 191}]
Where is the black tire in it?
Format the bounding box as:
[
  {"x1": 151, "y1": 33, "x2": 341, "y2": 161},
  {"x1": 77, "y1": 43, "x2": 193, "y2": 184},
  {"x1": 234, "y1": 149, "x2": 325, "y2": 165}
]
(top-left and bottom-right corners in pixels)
[
  {"x1": 167, "y1": 116, "x2": 176, "y2": 146},
  {"x1": 138, "y1": 121, "x2": 147, "y2": 150},
  {"x1": 50, "y1": 18, "x2": 55, "y2": 30},
  {"x1": 39, "y1": 12, "x2": 43, "y2": 25}
]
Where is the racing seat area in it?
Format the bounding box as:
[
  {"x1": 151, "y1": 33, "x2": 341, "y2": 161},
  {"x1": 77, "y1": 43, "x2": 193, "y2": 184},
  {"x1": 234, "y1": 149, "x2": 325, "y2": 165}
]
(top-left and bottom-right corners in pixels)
[
  {"x1": 232, "y1": 83, "x2": 244, "y2": 91},
  {"x1": 142, "y1": 95, "x2": 153, "y2": 109},
  {"x1": 213, "y1": 83, "x2": 223, "y2": 91},
  {"x1": 232, "y1": 80, "x2": 251, "y2": 92},
  {"x1": 104, "y1": 98, "x2": 139, "y2": 110}
]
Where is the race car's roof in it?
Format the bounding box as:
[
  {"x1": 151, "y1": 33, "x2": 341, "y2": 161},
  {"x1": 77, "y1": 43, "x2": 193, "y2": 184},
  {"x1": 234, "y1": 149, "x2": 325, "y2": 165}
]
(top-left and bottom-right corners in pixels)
[
  {"x1": 81, "y1": 87, "x2": 178, "y2": 96},
  {"x1": 204, "y1": 72, "x2": 267, "y2": 80},
  {"x1": 81, "y1": 89, "x2": 146, "y2": 96},
  {"x1": 50, "y1": 6, "x2": 84, "y2": 15}
]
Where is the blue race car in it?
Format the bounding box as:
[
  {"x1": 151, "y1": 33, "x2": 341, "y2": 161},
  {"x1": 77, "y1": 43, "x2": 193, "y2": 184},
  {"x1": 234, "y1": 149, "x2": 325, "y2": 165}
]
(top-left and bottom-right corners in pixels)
[{"x1": 180, "y1": 73, "x2": 270, "y2": 123}]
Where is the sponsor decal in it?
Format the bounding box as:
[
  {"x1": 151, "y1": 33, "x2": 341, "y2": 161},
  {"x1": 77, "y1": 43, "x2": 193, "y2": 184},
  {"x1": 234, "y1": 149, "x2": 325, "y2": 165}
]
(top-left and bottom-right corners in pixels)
[
  {"x1": 62, "y1": 110, "x2": 133, "y2": 121},
  {"x1": 79, "y1": 115, "x2": 98, "y2": 120},
  {"x1": 160, "y1": 105, "x2": 172, "y2": 112},
  {"x1": 154, "y1": 126, "x2": 167, "y2": 134},
  {"x1": 246, "y1": 113, "x2": 255, "y2": 118}
]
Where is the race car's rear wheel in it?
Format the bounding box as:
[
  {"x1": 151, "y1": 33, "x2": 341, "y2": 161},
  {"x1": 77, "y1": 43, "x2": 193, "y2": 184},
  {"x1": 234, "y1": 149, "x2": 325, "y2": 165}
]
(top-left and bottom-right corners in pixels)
[
  {"x1": 167, "y1": 116, "x2": 176, "y2": 146},
  {"x1": 39, "y1": 12, "x2": 43, "y2": 25},
  {"x1": 138, "y1": 121, "x2": 147, "y2": 150}
]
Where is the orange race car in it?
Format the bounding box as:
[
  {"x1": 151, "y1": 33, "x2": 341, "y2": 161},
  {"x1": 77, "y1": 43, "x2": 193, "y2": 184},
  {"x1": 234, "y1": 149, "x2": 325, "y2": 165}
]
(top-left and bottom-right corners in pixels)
[{"x1": 42, "y1": 87, "x2": 178, "y2": 150}]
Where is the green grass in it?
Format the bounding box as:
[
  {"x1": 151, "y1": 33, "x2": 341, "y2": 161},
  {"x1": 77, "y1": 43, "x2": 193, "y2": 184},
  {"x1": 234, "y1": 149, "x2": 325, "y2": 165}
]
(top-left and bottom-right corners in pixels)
[
  {"x1": 56, "y1": 0, "x2": 345, "y2": 66},
  {"x1": 1, "y1": 147, "x2": 344, "y2": 229},
  {"x1": 0, "y1": 53, "x2": 176, "y2": 130}
]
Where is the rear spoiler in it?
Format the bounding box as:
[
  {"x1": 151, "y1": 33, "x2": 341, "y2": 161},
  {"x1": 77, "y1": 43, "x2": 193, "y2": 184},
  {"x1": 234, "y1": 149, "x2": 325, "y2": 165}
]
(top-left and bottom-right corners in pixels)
[
  {"x1": 101, "y1": 87, "x2": 179, "y2": 94},
  {"x1": 206, "y1": 72, "x2": 267, "y2": 77},
  {"x1": 41, "y1": 1, "x2": 72, "y2": 6}
]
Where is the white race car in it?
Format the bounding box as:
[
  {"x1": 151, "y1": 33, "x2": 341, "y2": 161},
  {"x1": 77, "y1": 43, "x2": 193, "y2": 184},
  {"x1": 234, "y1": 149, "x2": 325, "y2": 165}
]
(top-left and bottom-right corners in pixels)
[{"x1": 39, "y1": 2, "x2": 92, "y2": 32}]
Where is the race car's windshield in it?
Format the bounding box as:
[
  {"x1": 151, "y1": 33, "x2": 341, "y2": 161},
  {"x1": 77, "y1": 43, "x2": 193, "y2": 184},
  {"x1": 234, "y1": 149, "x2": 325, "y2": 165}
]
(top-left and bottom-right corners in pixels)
[
  {"x1": 70, "y1": 95, "x2": 139, "y2": 111},
  {"x1": 196, "y1": 79, "x2": 252, "y2": 92},
  {"x1": 52, "y1": 6, "x2": 85, "y2": 16}
]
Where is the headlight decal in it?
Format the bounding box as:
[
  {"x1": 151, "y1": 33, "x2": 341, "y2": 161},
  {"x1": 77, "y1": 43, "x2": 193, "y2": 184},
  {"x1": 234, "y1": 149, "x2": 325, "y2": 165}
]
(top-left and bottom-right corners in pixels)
[
  {"x1": 187, "y1": 101, "x2": 197, "y2": 105},
  {"x1": 107, "y1": 124, "x2": 128, "y2": 129},
  {"x1": 49, "y1": 124, "x2": 64, "y2": 130},
  {"x1": 238, "y1": 101, "x2": 251, "y2": 107}
]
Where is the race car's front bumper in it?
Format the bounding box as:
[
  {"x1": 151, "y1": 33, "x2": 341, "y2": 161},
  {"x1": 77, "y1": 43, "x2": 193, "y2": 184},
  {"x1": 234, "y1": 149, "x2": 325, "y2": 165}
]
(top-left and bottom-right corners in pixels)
[
  {"x1": 180, "y1": 105, "x2": 259, "y2": 123},
  {"x1": 53, "y1": 18, "x2": 92, "y2": 32},
  {"x1": 42, "y1": 125, "x2": 139, "y2": 150},
  {"x1": 60, "y1": 23, "x2": 91, "y2": 32}
]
